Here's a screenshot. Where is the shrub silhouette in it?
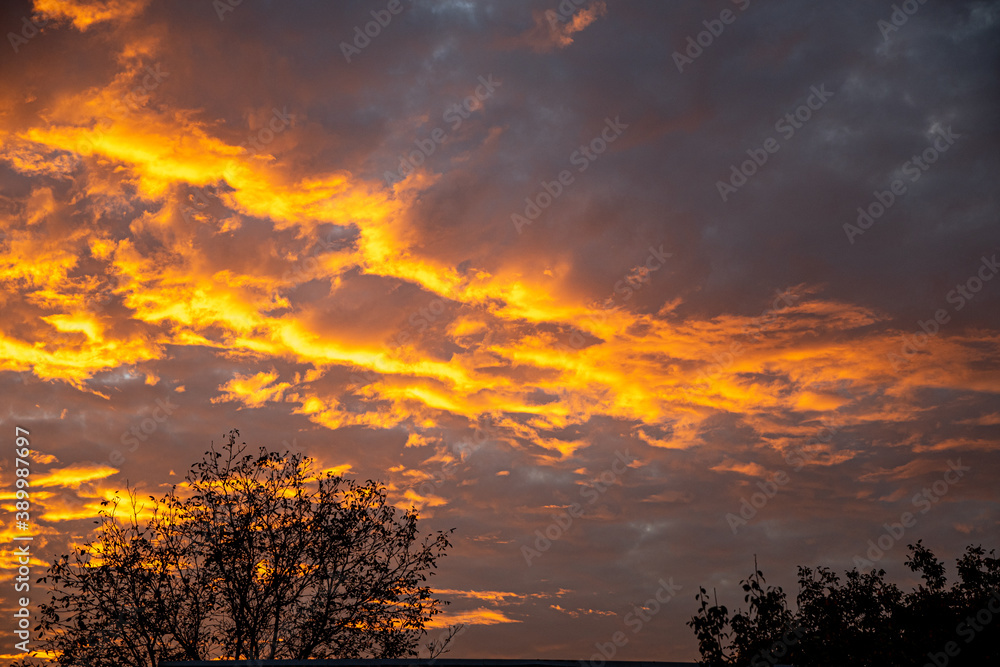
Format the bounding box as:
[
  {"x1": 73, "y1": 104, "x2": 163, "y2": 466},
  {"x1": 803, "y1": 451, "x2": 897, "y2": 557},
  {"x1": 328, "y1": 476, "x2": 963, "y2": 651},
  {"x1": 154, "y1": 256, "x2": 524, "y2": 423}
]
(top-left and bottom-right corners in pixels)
[{"x1": 688, "y1": 542, "x2": 999, "y2": 666}]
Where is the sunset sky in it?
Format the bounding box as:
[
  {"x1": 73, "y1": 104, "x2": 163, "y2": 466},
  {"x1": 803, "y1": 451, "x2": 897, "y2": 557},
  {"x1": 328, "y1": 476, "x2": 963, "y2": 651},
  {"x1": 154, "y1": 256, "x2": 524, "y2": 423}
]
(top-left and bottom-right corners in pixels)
[{"x1": 1, "y1": 0, "x2": 999, "y2": 661}]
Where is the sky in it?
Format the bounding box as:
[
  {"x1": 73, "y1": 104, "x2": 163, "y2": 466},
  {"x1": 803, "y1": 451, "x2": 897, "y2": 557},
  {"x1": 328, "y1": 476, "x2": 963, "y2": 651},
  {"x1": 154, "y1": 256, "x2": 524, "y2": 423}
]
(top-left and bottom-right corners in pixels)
[{"x1": 0, "y1": 0, "x2": 999, "y2": 662}]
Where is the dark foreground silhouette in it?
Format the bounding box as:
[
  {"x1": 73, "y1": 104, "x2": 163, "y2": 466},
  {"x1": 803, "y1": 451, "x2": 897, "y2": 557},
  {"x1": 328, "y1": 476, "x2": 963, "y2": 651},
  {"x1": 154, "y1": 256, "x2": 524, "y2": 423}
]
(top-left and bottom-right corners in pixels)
[
  {"x1": 14, "y1": 430, "x2": 455, "y2": 666},
  {"x1": 688, "y1": 542, "x2": 999, "y2": 666}
]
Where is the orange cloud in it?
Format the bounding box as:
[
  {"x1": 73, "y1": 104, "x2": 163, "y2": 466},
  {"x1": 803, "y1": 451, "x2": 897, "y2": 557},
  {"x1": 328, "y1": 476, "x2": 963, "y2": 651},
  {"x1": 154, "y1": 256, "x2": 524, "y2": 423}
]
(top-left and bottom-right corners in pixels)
[
  {"x1": 426, "y1": 607, "x2": 521, "y2": 628},
  {"x1": 33, "y1": 0, "x2": 150, "y2": 31},
  {"x1": 30, "y1": 462, "x2": 119, "y2": 489},
  {"x1": 507, "y1": 1, "x2": 608, "y2": 53}
]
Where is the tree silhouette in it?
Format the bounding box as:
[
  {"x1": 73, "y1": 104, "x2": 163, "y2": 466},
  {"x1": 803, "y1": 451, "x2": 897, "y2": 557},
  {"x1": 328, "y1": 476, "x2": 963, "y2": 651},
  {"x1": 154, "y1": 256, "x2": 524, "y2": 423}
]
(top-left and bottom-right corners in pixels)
[
  {"x1": 16, "y1": 430, "x2": 455, "y2": 666},
  {"x1": 688, "y1": 542, "x2": 999, "y2": 666}
]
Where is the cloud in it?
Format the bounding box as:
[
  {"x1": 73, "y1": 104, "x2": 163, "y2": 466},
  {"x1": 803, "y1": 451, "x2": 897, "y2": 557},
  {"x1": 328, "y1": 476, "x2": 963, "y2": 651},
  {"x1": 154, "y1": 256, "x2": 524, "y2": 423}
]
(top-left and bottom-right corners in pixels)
[
  {"x1": 30, "y1": 462, "x2": 118, "y2": 488},
  {"x1": 504, "y1": 1, "x2": 608, "y2": 53},
  {"x1": 426, "y1": 607, "x2": 521, "y2": 627},
  {"x1": 33, "y1": 0, "x2": 150, "y2": 30},
  {"x1": 1, "y1": 0, "x2": 997, "y2": 660}
]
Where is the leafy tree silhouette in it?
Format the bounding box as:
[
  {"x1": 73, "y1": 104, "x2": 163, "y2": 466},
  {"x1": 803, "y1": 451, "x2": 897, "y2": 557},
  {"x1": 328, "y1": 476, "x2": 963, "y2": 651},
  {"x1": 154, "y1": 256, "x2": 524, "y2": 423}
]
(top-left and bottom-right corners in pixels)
[
  {"x1": 688, "y1": 542, "x2": 999, "y2": 666},
  {"x1": 15, "y1": 429, "x2": 456, "y2": 666}
]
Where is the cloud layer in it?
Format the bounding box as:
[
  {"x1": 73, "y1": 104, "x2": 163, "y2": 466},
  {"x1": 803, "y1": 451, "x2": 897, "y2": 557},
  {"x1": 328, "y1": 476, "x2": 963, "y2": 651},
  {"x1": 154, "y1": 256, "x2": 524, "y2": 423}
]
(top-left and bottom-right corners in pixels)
[{"x1": 1, "y1": 0, "x2": 998, "y2": 660}]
